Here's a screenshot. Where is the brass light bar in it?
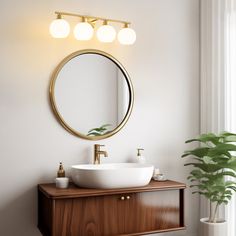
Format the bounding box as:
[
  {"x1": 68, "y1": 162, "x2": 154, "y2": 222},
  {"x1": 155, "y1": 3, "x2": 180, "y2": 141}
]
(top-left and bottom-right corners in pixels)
[
  {"x1": 50, "y1": 11, "x2": 136, "y2": 44},
  {"x1": 55, "y1": 11, "x2": 131, "y2": 25}
]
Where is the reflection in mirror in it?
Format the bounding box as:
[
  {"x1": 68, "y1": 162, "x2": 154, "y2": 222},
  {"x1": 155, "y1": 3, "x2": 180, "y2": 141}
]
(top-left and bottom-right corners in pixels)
[{"x1": 51, "y1": 51, "x2": 133, "y2": 140}]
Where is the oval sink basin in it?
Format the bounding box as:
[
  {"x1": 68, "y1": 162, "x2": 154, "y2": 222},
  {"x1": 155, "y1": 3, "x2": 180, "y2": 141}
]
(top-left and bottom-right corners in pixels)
[{"x1": 71, "y1": 163, "x2": 154, "y2": 189}]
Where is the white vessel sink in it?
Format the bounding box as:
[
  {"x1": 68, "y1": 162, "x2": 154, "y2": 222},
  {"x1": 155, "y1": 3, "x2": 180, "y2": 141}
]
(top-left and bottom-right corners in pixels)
[{"x1": 71, "y1": 163, "x2": 154, "y2": 189}]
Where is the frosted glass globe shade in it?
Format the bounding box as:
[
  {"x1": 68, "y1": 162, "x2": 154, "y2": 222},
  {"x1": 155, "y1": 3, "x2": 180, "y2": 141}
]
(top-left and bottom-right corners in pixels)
[
  {"x1": 96, "y1": 25, "x2": 116, "y2": 42},
  {"x1": 74, "y1": 22, "x2": 94, "y2": 40},
  {"x1": 118, "y1": 28, "x2": 136, "y2": 45},
  {"x1": 50, "y1": 19, "x2": 70, "y2": 38}
]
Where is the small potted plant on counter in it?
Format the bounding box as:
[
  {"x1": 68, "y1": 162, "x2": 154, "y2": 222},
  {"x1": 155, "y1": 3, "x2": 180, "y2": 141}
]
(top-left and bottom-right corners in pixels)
[{"x1": 182, "y1": 132, "x2": 236, "y2": 236}]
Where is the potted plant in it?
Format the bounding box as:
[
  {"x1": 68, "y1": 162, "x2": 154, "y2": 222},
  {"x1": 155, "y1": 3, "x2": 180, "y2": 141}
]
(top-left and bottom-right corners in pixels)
[{"x1": 182, "y1": 132, "x2": 236, "y2": 236}]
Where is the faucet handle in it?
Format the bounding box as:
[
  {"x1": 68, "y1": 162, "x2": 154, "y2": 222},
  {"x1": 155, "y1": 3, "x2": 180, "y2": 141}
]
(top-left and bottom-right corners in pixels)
[
  {"x1": 94, "y1": 144, "x2": 105, "y2": 150},
  {"x1": 95, "y1": 144, "x2": 105, "y2": 147}
]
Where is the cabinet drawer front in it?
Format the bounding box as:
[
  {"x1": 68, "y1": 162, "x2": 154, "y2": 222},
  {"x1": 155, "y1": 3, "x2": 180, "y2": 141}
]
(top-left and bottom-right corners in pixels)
[{"x1": 54, "y1": 190, "x2": 181, "y2": 236}]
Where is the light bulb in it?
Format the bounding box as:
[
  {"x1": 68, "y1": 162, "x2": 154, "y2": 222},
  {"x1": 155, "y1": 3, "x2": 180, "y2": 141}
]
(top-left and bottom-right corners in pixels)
[
  {"x1": 96, "y1": 21, "x2": 116, "y2": 43},
  {"x1": 74, "y1": 21, "x2": 94, "y2": 40},
  {"x1": 49, "y1": 17, "x2": 70, "y2": 38},
  {"x1": 118, "y1": 26, "x2": 136, "y2": 45}
]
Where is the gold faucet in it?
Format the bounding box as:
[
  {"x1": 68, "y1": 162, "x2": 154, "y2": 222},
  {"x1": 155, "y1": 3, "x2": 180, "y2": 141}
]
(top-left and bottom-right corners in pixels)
[{"x1": 94, "y1": 144, "x2": 108, "y2": 164}]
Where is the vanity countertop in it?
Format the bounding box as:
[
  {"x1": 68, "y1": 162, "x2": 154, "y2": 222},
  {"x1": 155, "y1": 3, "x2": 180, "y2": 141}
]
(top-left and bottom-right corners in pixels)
[{"x1": 38, "y1": 180, "x2": 186, "y2": 199}]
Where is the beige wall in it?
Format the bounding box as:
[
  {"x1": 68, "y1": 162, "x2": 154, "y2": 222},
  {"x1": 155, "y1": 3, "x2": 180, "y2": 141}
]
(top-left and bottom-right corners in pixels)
[{"x1": 0, "y1": 0, "x2": 200, "y2": 235}]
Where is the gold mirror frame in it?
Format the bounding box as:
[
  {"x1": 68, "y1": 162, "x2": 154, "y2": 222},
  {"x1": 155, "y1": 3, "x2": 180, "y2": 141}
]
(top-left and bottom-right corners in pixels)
[{"x1": 49, "y1": 49, "x2": 134, "y2": 140}]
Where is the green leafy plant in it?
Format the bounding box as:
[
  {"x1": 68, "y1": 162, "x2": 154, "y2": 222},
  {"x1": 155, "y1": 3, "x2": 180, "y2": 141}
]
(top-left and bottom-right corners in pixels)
[
  {"x1": 87, "y1": 124, "x2": 111, "y2": 136},
  {"x1": 182, "y1": 132, "x2": 236, "y2": 223}
]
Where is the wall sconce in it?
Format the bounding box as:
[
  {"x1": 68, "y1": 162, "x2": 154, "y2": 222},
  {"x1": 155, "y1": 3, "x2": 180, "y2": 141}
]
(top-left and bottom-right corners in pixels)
[{"x1": 49, "y1": 11, "x2": 136, "y2": 45}]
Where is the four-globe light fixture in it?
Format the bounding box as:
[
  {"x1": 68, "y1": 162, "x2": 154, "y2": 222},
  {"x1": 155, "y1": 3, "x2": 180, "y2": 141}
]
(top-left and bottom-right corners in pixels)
[{"x1": 49, "y1": 11, "x2": 136, "y2": 45}]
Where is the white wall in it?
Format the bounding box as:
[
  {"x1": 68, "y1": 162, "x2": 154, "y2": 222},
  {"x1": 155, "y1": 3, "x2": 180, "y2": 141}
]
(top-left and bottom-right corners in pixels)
[{"x1": 0, "y1": 0, "x2": 200, "y2": 236}]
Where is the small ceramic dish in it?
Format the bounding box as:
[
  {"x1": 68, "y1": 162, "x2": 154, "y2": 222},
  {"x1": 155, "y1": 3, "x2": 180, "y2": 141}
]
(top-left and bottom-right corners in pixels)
[{"x1": 153, "y1": 174, "x2": 167, "y2": 181}]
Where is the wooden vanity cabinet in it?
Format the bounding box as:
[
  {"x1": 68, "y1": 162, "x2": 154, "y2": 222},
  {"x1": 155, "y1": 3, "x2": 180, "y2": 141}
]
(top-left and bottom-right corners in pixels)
[{"x1": 38, "y1": 180, "x2": 186, "y2": 236}]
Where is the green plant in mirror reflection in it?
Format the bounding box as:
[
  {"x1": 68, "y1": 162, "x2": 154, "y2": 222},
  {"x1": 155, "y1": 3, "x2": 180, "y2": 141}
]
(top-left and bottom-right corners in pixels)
[{"x1": 87, "y1": 124, "x2": 112, "y2": 136}]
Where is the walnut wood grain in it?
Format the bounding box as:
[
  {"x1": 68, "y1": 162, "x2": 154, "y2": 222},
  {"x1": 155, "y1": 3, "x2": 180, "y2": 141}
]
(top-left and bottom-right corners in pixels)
[
  {"x1": 38, "y1": 180, "x2": 186, "y2": 199},
  {"x1": 53, "y1": 191, "x2": 181, "y2": 236},
  {"x1": 38, "y1": 180, "x2": 186, "y2": 236},
  {"x1": 38, "y1": 190, "x2": 54, "y2": 236}
]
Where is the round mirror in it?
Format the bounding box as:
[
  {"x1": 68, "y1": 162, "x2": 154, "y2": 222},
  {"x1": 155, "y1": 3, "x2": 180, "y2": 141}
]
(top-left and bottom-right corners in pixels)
[{"x1": 49, "y1": 49, "x2": 134, "y2": 140}]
